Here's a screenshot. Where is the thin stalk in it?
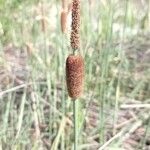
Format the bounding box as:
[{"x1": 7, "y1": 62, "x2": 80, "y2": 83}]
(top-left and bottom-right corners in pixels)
[
  {"x1": 61, "y1": 31, "x2": 66, "y2": 150},
  {"x1": 73, "y1": 100, "x2": 78, "y2": 150}
]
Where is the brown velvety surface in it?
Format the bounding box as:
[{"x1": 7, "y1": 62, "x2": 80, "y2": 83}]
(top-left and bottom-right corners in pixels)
[{"x1": 66, "y1": 54, "x2": 84, "y2": 99}]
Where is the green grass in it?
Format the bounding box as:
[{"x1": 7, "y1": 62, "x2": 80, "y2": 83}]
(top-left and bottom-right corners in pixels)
[{"x1": 0, "y1": 0, "x2": 150, "y2": 149}]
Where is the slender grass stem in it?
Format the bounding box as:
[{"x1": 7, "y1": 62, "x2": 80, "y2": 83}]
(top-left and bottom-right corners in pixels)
[{"x1": 73, "y1": 100, "x2": 78, "y2": 150}]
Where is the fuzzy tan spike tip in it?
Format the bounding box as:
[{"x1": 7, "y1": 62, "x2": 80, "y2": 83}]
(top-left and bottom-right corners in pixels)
[
  {"x1": 70, "y1": 0, "x2": 80, "y2": 50},
  {"x1": 66, "y1": 54, "x2": 84, "y2": 99}
]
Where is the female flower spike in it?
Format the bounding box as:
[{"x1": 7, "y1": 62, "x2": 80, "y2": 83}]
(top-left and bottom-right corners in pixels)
[{"x1": 66, "y1": 54, "x2": 84, "y2": 99}]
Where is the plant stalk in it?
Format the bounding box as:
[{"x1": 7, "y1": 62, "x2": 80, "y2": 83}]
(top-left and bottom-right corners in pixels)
[{"x1": 73, "y1": 100, "x2": 78, "y2": 150}]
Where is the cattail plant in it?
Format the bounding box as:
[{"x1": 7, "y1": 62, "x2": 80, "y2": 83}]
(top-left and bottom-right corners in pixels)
[
  {"x1": 61, "y1": 10, "x2": 68, "y2": 33},
  {"x1": 61, "y1": 0, "x2": 84, "y2": 149},
  {"x1": 60, "y1": 0, "x2": 72, "y2": 34},
  {"x1": 66, "y1": 0, "x2": 83, "y2": 98},
  {"x1": 60, "y1": 0, "x2": 68, "y2": 33}
]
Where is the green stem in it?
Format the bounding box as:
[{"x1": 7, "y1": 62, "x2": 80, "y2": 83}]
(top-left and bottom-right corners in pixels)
[{"x1": 73, "y1": 100, "x2": 78, "y2": 150}]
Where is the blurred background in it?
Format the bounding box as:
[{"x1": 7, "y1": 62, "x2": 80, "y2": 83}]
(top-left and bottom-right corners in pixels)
[{"x1": 0, "y1": 0, "x2": 150, "y2": 149}]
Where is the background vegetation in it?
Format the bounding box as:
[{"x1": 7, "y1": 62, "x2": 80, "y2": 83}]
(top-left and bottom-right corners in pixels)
[{"x1": 0, "y1": 0, "x2": 150, "y2": 149}]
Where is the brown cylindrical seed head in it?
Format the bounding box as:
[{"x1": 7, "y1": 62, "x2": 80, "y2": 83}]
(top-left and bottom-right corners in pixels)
[
  {"x1": 66, "y1": 54, "x2": 84, "y2": 99},
  {"x1": 61, "y1": 10, "x2": 68, "y2": 33},
  {"x1": 70, "y1": 0, "x2": 80, "y2": 50}
]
